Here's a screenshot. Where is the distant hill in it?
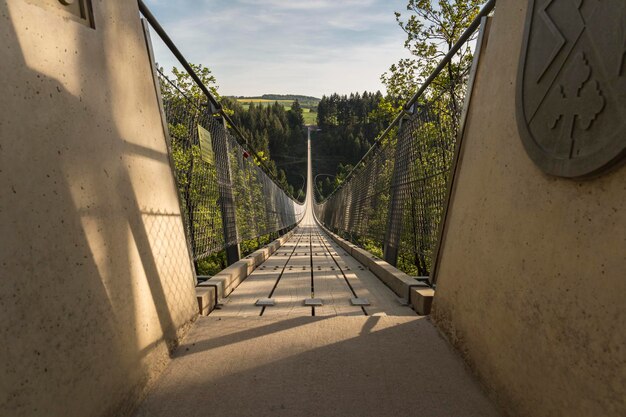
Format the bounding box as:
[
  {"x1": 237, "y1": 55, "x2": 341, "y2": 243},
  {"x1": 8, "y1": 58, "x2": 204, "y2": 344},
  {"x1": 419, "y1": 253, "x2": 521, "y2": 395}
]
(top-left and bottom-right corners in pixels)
[
  {"x1": 238, "y1": 94, "x2": 320, "y2": 103},
  {"x1": 230, "y1": 94, "x2": 320, "y2": 125}
]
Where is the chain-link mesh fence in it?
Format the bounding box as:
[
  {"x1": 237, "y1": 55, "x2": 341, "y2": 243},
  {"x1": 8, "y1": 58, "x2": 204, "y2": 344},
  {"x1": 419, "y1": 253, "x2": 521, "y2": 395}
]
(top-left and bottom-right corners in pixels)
[
  {"x1": 140, "y1": 0, "x2": 489, "y2": 278},
  {"x1": 314, "y1": 16, "x2": 486, "y2": 279},
  {"x1": 159, "y1": 72, "x2": 304, "y2": 262},
  {"x1": 313, "y1": 137, "x2": 395, "y2": 255}
]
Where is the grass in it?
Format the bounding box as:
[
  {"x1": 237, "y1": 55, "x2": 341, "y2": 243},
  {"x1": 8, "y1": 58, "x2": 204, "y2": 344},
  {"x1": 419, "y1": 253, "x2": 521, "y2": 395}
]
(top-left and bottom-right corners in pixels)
[
  {"x1": 303, "y1": 110, "x2": 317, "y2": 125},
  {"x1": 238, "y1": 98, "x2": 318, "y2": 125},
  {"x1": 237, "y1": 99, "x2": 293, "y2": 105}
]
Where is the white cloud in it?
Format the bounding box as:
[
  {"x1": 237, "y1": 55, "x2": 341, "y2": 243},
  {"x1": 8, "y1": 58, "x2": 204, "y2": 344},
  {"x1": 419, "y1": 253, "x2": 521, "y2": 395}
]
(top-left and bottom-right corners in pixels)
[
  {"x1": 235, "y1": 0, "x2": 376, "y2": 11},
  {"x1": 144, "y1": 0, "x2": 413, "y2": 97}
]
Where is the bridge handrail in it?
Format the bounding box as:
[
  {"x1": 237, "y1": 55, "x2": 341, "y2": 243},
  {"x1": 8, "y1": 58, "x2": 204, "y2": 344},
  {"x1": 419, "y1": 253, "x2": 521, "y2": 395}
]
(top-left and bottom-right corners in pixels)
[
  {"x1": 139, "y1": 0, "x2": 305, "y2": 269},
  {"x1": 314, "y1": 0, "x2": 495, "y2": 284},
  {"x1": 138, "y1": 0, "x2": 302, "y2": 203},
  {"x1": 318, "y1": 0, "x2": 495, "y2": 204}
]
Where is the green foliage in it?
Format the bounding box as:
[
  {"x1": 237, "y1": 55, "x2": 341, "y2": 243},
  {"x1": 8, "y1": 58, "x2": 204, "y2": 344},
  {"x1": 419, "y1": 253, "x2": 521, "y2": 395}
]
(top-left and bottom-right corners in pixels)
[
  {"x1": 289, "y1": 99, "x2": 305, "y2": 127},
  {"x1": 235, "y1": 96, "x2": 319, "y2": 126},
  {"x1": 230, "y1": 151, "x2": 267, "y2": 242},
  {"x1": 381, "y1": 0, "x2": 482, "y2": 98},
  {"x1": 376, "y1": 0, "x2": 483, "y2": 129},
  {"x1": 240, "y1": 233, "x2": 275, "y2": 257},
  {"x1": 160, "y1": 63, "x2": 302, "y2": 273},
  {"x1": 223, "y1": 97, "x2": 307, "y2": 202},
  {"x1": 196, "y1": 252, "x2": 227, "y2": 276},
  {"x1": 313, "y1": 91, "x2": 387, "y2": 200},
  {"x1": 237, "y1": 94, "x2": 320, "y2": 107},
  {"x1": 317, "y1": 1, "x2": 482, "y2": 278},
  {"x1": 160, "y1": 63, "x2": 220, "y2": 102},
  {"x1": 195, "y1": 233, "x2": 279, "y2": 276},
  {"x1": 376, "y1": 0, "x2": 483, "y2": 277},
  {"x1": 158, "y1": 63, "x2": 226, "y2": 261}
]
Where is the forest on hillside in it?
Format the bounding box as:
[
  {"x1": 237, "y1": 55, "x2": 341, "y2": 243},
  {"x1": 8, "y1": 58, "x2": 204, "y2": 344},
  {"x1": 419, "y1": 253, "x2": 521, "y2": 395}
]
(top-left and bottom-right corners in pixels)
[
  {"x1": 240, "y1": 94, "x2": 320, "y2": 109},
  {"x1": 220, "y1": 92, "x2": 390, "y2": 203},
  {"x1": 223, "y1": 98, "x2": 308, "y2": 202},
  {"x1": 222, "y1": 92, "x2": 392, "y2": 203},
  {"x1": 312, "y1": 91, "x2": 390, "y2": 199}
]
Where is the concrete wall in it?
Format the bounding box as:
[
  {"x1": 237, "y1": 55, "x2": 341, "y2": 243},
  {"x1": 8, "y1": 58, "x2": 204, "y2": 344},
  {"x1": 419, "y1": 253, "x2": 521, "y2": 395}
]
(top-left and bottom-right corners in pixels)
[
  {"x1": 432, "y1": 1, "x2": 626, "y2": 416},
  {"x1": 0, "y1": 1, "x2": 198, "y2": 416}
]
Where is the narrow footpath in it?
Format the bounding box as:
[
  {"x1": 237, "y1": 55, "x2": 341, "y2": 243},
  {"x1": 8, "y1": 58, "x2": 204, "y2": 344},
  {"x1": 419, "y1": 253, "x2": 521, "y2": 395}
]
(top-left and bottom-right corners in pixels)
[{"x1": 133, "y1": 134, "x2": 500, "y2": 417}]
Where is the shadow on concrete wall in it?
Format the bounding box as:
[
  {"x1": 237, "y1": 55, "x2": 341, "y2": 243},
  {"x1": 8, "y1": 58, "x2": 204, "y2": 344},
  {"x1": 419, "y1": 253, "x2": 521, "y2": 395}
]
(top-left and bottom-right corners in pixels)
[{"x1": 0, "y1": 2, "x2": 195, "y2": 416}]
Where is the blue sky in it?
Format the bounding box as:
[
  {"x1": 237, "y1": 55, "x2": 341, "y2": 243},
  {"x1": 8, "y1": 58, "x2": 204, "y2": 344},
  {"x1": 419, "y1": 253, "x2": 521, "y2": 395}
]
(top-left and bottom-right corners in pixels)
[{"x1": 144, "y1": 0, "x2": 413, "y2": 98}]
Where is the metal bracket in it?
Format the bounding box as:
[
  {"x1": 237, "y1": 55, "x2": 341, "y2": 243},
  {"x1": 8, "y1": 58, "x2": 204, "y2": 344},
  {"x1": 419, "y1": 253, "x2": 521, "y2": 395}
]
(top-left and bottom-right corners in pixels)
[
  {"x1": 208, "y1": 101, "x2": 221, "y2": 116},
  {"x1": 255, "y1": 298, "x2": 276, "y2": 307},
  {"x1": 398, "y1": 104, "x2": 416, "y2": 130},
  {"x1": 350, "y1": 298, "x2": 371, "y2": 306}
]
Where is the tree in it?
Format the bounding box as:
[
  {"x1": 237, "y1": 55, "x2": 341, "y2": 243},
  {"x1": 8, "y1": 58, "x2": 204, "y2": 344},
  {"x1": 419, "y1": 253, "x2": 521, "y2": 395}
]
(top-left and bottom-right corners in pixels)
[
  {"x1": 159, "y1": 63, "x2": 304, "y2": 274},
  {"x1": 158, "y1": 64, "x2": 222, "y2": 269},
  {"x1": 288, "y1": 99, "x2": 305, "y2": 127},
  {"x1": 316, "y1": 1, "x2": 487, "y2": 276},
  {"x1": 381, "y1": 0, "x2": 483, "y2": 117},
  {"x1": 162, "y1": 63, "x2": 220, "y2": 103},
  {"x1": 379, "y1": 1, "x2": 485, "y2": 275},
  {"x1": 312, "y1": 91, "x2": 387, "y2": 200},
  {"x1": 220, "y1": 97, "x2": 307, "y2": 201}
]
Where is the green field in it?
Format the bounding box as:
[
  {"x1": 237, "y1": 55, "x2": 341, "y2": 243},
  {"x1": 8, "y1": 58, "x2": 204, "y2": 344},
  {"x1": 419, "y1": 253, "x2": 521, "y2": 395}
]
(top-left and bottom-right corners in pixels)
[
  {"x1": 238, "y1": 99, "x2": 291, "y2": 104},
  {"x1": 235, "y1": 96, "x2": 319, "y2": 125}
]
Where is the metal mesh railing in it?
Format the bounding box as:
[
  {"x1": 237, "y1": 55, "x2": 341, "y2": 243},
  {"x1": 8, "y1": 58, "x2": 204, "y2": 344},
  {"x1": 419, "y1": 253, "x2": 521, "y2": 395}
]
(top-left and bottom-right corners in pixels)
[
  {"x1": 158, "y1": 72, "x2": 304, "y2": 261},
  {"x1": 158, "y1": 83, "x2": 224, "y2": 258},
  {"x1": 314, "y1": 3, "x2": 493, "y2": 283},
  {"x1": 313, "y1": 138, "x2": 394, "y2": 253},
  {"x1": 392, "y1": 92, "x2": 462, "y2": 277},
  {"x1": 139, "y1": 1, "x2": 304, "y2": 265}
]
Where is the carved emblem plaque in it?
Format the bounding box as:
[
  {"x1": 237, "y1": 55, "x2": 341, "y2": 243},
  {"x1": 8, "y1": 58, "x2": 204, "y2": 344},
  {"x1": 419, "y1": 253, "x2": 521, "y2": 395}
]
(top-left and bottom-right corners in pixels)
[{"x1": 517, "y1": 0, "x2": 626, "y2": 178}]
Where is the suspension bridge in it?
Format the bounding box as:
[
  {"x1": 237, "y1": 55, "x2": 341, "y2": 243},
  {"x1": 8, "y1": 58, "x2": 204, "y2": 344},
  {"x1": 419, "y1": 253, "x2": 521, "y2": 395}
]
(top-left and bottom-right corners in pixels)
[
  {"x1": 133, "y1": 130, "x2": 499, "y2": 417},
  {"x1": 1, "y1": 0, "x2": 624, "y2": 416}
]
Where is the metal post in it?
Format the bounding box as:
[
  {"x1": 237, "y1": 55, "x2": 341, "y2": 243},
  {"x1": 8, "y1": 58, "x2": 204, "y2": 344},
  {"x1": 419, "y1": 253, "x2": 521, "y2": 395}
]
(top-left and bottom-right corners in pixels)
[
  {"x1": 212, "y1": 112, "x2": 241, "y2": 265},
  {"x1": 383, "y1": 104, "x2": 415, "y2": 266}
]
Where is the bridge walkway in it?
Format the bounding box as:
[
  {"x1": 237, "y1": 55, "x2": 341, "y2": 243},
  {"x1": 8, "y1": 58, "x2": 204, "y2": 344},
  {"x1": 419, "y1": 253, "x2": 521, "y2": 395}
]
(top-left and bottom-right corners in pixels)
[
  {"x1": 212, "y1": 225, "x2": 414, "y2": 319},
  {"x1": 133, "y1": 136, "x2": 501, "y2": 417}
]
